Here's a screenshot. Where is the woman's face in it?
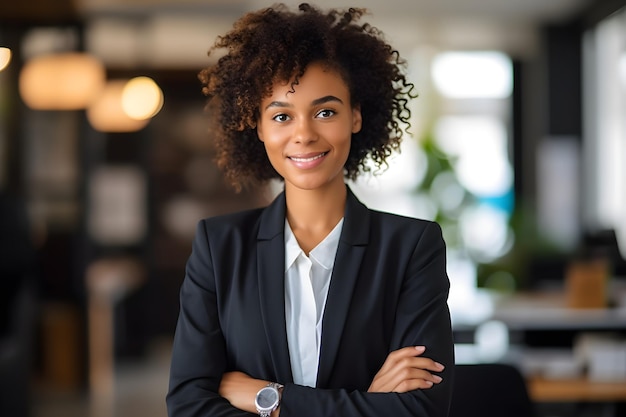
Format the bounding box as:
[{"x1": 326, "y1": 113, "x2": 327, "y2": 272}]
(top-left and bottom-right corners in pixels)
[{"x1": 256, "y1": 62, "x2": 362, "y2": 193}]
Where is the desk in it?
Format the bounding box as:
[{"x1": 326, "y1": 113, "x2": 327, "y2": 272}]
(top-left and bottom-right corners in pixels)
[
  {"x1": 528, "y1": 376, "x2": 626, "y2": 402},
  {"x1": 453, "y1": 288, "x2": 626, "y2": 410},
  {"x1": 491, "y1": 290, "x2": 626, "y2": 331}
]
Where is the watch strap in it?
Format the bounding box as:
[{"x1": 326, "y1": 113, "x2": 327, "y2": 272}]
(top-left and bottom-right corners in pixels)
[{"x1": 267, "y1": 382, "x2": 284, "y2": 391}]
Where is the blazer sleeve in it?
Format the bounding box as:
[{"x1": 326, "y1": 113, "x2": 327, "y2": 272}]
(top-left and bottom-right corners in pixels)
[
  {"x1": 279, "y1": 221, "x2": 454, "y2": 417},
  {"x1": 166, "y1": 220, "x2": 251, "y2": 417}
]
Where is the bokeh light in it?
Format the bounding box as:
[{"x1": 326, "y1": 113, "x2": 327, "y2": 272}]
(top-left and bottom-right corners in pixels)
[
  {"x1": 87, "y1": 80, "x2": 150, "y2": 132},
  {"x1": 435, "y1": 115, "x2": 513, "y2": 199},
  {"x1": 0, "y1": 47, "x2": 11, "y2": 71},
  {"x1": 459, "y1": 204, "x2": 514, "y2": 262},
  {"x1": 121, "y1": 76, "x2": 164, "y2": 120},
  {"x1": 19, "y1": 52, "x2": 106, "y2": 110},
  {"x1": 432, "y1": 51, "x2": 513, "y2": 99}
]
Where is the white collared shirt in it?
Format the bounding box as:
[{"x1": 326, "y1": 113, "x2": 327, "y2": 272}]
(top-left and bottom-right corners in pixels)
[{"x1": 284, "y1": 218, "x2": 343, "y2": 387}]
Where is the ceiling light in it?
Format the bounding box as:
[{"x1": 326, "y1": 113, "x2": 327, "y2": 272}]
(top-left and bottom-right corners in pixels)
[
  {"x1": 87, "y1": 80, "x2": 150, "y2": 132},
  {"x1": 19, "y1": 52, "x2": 106, "y2": 110},
  {"x1": 0, "y1": 47, "x2": 11, "y2": 71},
  {"x1": 121, "y1": 76, "x2": 163, "y2": 120}
]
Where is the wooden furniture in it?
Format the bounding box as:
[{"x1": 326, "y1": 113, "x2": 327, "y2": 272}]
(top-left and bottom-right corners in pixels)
[
  {"x1": 528, "y1": 376, "x2": 626, "y2": 403},
  {"x1": 86, "y1": 257, "x2": 144, "y2": 417}
]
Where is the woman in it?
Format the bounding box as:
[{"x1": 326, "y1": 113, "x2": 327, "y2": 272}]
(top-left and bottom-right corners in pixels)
[{"x1": 166, "y1": 3, "x2": 454, "y2": 416}]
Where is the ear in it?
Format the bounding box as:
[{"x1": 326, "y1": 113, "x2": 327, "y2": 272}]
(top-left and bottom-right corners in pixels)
[{"x1": 351, "y1": 104, "x2": 362, "y2": 134}]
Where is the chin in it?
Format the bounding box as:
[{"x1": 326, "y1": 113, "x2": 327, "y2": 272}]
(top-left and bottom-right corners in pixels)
[{"x1": 291, "y1": 177, "x2": 345, "y2": 192}]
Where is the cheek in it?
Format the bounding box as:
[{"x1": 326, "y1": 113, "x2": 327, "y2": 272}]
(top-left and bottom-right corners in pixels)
[
  {"x1": 259, "y1": 134, "x2": 284, "y2": 163},
  {"x1": 258, "y1": 124, "x2": 291, "y2": 149}
]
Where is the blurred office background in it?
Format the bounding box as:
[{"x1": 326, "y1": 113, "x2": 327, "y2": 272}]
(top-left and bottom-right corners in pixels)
[{"x1": 1, "y1": 0, "x2": 625, "y2": 416}]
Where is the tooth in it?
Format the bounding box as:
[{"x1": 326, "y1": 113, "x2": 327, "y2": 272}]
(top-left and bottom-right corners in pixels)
[{"x1": 292, "y1": 153, "x2": 324, "y2": 162}]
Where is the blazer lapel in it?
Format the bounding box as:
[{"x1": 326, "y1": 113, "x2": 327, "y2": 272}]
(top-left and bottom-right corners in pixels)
[
  {"x1": 257, "y1": 191, "x2": 294, "y2": 383},
  {"x1": 316, "y1": 188, "x2": 370, "y2": 387}
]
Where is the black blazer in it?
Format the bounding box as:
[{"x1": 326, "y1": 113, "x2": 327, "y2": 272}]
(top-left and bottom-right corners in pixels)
[{"x1": 167, "y1": 188, "x2": 454, "y2": 417}]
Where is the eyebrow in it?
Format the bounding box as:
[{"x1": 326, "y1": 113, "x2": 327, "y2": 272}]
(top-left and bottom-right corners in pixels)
[{"x1": 263, "y1": 95, "x2": 344, "y2": 111}]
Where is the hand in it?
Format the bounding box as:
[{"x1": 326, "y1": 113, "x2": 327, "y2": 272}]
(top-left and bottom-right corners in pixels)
[
  {"x1": 368, "y1": 346, "x2": 445, "y2": 393},
  {"x1": 219, "y1": 371, "x2": 271, "y2": 414}
]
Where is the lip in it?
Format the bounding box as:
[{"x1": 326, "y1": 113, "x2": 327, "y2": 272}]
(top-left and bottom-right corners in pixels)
[{"x1": 287, "y1": 151, "x2": 328, "y2": 169}]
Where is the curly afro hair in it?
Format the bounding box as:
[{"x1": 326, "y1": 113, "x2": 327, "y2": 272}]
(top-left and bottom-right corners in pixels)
[{"x1": 199, "y1": 2, "x2": 417, "y2": 190}]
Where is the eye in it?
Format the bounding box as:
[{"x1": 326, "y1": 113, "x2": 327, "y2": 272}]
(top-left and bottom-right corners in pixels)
[
  {"x1": 272, "y1": 113, "x2": 291, "y2": 122},
  {"x1": 316, "y1": 109, "x2": 335, "y2": 119}
]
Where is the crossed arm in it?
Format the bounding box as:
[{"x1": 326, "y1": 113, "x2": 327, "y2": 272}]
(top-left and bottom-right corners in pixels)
[{"x1": 219, "y1": 345, "x2": 445, "y2": 415}]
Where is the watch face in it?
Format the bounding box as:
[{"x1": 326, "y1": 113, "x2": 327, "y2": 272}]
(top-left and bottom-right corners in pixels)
[{"x1": 256, "y1": 386, "x2": 279, "y2": 409}]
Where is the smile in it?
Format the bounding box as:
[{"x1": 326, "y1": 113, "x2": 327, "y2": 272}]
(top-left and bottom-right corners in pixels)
[{"x1": 288, "y1": 152, "x2": 328, "y2": 162}]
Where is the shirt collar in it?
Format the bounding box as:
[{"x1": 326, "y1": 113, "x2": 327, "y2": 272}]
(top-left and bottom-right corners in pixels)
[
  {"x1": 284, "y1": 220, "x2": 302, "y2": 272},
  {"x1": 284, "y1": 218, "x2": 344, "y2": 271},
  {"x1": 309, "y1": 219, "x2": 343, "y2": 269}
]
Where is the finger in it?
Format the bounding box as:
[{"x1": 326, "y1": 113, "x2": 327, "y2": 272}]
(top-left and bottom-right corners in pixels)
[
  {"x1": 406, "y1": 369, "x2": 444, "y2": 384},
  {"x1": 369, "y1": 346, "x2": 446, "y2": 393},
  {"x1": 401, "y1": 357, "x2": 446, "y2": 373},
  {"x1": 384, "y1": 367, "x2": 444, "y2": 391},
  {"x1": 370, "y1": 372, "x2": 439, "y2": 393},
  {"x1": 369, "y1": 358, "x2": 444, "y2": 392},
  {"x1": 377, "y1": 346, "x2": 426, "y2": 374},
  {"x1": 392, "y1": 378, "x2": 436, "y2": 393},
  {"x1": 383, "y1": 356, "x2": 445, "y2": 381}
]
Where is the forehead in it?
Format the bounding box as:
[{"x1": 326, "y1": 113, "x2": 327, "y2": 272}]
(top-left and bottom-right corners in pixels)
[{"x1": 265, "y1": 62, "x2": 350, "y2": 100}]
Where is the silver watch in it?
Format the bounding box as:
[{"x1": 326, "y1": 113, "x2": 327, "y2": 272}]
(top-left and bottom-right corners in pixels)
[{"x1": 255, "y1": 382, "x2": 283, "y2": 417}]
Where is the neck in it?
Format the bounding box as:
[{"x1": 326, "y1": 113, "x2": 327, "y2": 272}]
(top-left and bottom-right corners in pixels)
[{"x1": 284, "y1": 181, "x2": 347, "y2": 253}]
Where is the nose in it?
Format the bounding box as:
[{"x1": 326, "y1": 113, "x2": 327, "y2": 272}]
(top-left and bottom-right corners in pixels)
[{"x1": 293, "y1": 118, "x2": 317, "y2": 144}]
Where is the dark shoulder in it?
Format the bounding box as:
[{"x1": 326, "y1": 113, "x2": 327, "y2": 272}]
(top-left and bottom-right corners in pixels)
[
  {"x1": 366, "y1": 208, "x2": 445, "y2": 248},
  {"x1": 369, "y1": 207, "x2": 440, "y2": 231},
  {"x1": 200, "y1": 206, "x2": 266, "y2": 235},
  {"x1": 196, "y1": 190, "x2": 285, "y2": 244}
]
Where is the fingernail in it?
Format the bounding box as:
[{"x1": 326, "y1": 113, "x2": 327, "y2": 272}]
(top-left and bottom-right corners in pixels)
[
  {"x1": 415, "y1": 346, "x2": 426, "y2": 352},
  {"x1": 433, "y1": 375, "x2": 443, "y2": 383},
  {"x1": 435, "y1": 362, "x2": 445, "y2": 370}
]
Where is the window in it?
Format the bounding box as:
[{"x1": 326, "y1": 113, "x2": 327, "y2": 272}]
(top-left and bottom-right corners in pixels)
[{"x1": 583, "y1": 7, "x2": 626, "y2": 259}]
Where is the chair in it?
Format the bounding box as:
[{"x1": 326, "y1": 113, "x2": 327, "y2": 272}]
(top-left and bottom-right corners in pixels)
[{"x1": 448, "y1": 363, "x2": 535, "y2": 417}]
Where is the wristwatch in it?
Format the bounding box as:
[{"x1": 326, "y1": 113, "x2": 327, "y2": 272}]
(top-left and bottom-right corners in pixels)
[{"x1": 255, "y1": 382, "x2": 283, "y2": 417}]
